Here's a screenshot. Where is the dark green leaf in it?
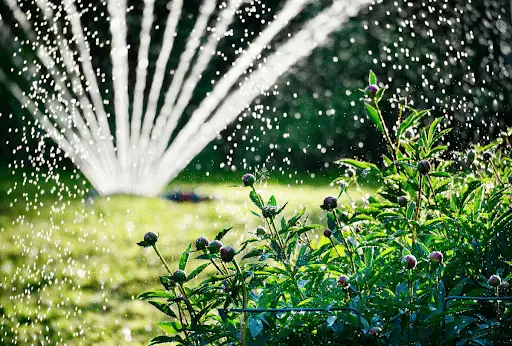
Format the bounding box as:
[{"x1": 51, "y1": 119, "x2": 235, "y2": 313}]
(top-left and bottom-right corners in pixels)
[
  {"x1": 148, "y1": 300, "x2": 177, "y2": 318},
  {"x1": 187, "y1": 263, "x2": 209, "y2": 281},
  {"x1": 365, "y1": 103, "x2": 384, "y2": 134},
  {"x1": 215, "y1": 227, "x2": 233, "y2": 241},
  {"x1": 137, "y1": 290, "x2": 174, "y2": 300},
  {"x1": 179, "y1": 244, "x2": 192, "y2": 270}
]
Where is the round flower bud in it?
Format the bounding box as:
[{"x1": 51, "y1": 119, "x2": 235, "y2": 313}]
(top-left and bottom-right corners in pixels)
[
  {"x1": 195, "y1": 236, "x2": 210, "y2": 250},
  {"x1": 337, "y1": 274, "x2": 350, "y2": 287},
  {"x1": 323, "y1": 229, "x2": 333, "y2": 238},
  {"x1": 398, "y1": 196, "x2": 408, "y2": 207},
  {"x1": 220, "y1": 246, "x2": 236, "y2": 263},
  {"x1": 365, "y1": 84, "x2": 379, "y2": 97},
  {"x1": 488, "y1": 274, "x2": 501, "y2": 287},
  {"x1": 368, "y1": 327, "x2": 380, "y2": 336},
  {"x1": 262, "y1": 205, "x2": 278, "y2": 218},
  {"x1": 208, "y1": 240, "x2": 223, "y2": 253},
  {"x1": 173, "y1": 269, "x2": 187, "y2": 284},
  {"x1": 355, "y1": 227, "x2": 361, "y2": 234},
  {"x1": 429, "y1": 251, "x2": 443, "y2": 263},
  {"x1": 402, "y1": 254, "x2": 417, "y2": 270},
  {"x1": 322, "y1": 196, "x2": 338, "y2": 210},
  {"x1": 144, "y1": 232, "x2": 158, "y2": 246},
  {"x1": 256, "y1": 226, "x2": 266, "y2": 237},
  {"x1": 417, "y1": 160, "x2": 431, "y2": 175},
  {"x1": 242, "y1": 173, "x2": 256, "y2": 187}
]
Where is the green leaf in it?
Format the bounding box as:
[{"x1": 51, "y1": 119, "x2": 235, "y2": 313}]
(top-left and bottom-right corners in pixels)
[
  {"x1": 288, "y1": 207, "x2": 306, "y2": 227},
  {"x1": 215, "y1": 227, "x2": 233, "y2": 241},
  {"x1": 250, "y1": 190, "x2": 263, "y2": 209},
  {"x1": 268, "y1": 195, "x2": 277, "y2": 206},
  {"x1": 137, "y1": 240, "x2": 151, "y2": 248},
  {"x1": 148, "y1": 300, "x2": 177, "y2": 318},
  {"x1": 149, "y1": 335, "x2": 182, "y2": 345},
  {"x1": 248, "y1": 315, "x2": 264, "y2": 338},
  {"x1": 335, "y1": 158, "x2": 379, "y2": 171},
  {"x1": 375, "y1": 87, "x2": 385, "y2": 103},
  {"x1": 406, "y1": 201, "x2": 416, "y2": 220},
  {"x1": 365, "y1": 103, "x2": 385, "y2": 134},
  {"x1": 156, "y1": 321, "x2": 182, "y2": 334},
  {"x1": 187, "y1": 263, "x2": 209, "y2": 281},
  {"x1": 375, "y1": 247, "x2": 395, "y2": 262},
  {"x1": 368, "y1": 70, "x2": 377, "y2": 85},
  {"x1": 137, "y1": 290, "x2": 174, "y2": 300},
  {"x1": 179, "y1": 244, "x2": 192, "y2": 270},
  {"x1": 429, "y1": 172, "x2": 450, "y2": 177}
]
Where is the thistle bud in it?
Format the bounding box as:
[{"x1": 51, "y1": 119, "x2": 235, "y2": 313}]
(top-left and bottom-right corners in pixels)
[
  {"x1": 208, "y1": 240, "x2": 223, "y2": 253},
  {"x1": 365, "y1": 84, "x2": 379, "y2": 97},
  {"x1": 195, "y1": 236, "x2": 209, "y2": 250},
  {"x1": 321, "y1": 196, "x2": 338, "y2": 211},
  {"x1": 220, "y1": 246, "x2": 236, "y2": 263},
  {"x1": 337, "y1": 275, "x2": 350, "y2": 287},
  {"x1": 143, "y1": 232, "x2": 158, "y2": 246},
  {"x1": 488, "y1": 274, "x2": 501, "y2": 287},
  {"x1": 429, "y1": 251, "x2": 443, "y2": 263},
  {"x1": 173, "y1": 269, "x2": 187, "y2": 284},
  {"x1": 242, "y1": 173, "x2": 256, "y2": 187},
  {"x1": 323, "y1": 229, "x2": 333, "y2": 238},
  {"x1": 417, "y1": 160, "x2": 431, "y2": 175},
  {"x1": 402, "y1": 254, "x2": 417, "y2": 270},
  {"x1": 398, "y1": 196, "x2": 408, "y2": 207}
]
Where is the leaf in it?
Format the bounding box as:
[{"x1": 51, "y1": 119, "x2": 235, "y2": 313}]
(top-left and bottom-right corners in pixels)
[
  {"x1": 215, "y1": 227, "x2": 233, "y2": 241},
  {"x1": 397, "y1": 109, "x2": 428, "y2": 137},
  {"x1": 187, "y1": 263, "x2": 209, "y2": 281},
  {"x1": 365, "y1": 103, "x2": 385, "y2": 134},
  {"x1": 179, "y1": 244, "x2": 192, "y2": 270},
  {"x1": 148, "y1": 300, "x2": 177, "y2": 318},
  {"x1": 288, "y1": 207, "x2": 306, "y2": 227},
  {"x1": 375, "y1": 87, "x2": 385, "y2": 103},
  {"x1": 137, "y1": 290, "x2": 174, "y2": 300},
  {"x1": 368, "y1": 70, "x2": 377, "y2": 85},
  {"x1": 248, "y1": 315, "x2": 264, "y2": 338},
  {"x1": 156, "y1": 321, "x2": 182, "y2": 334},
  {"x1": 137, "y1": 240, "x2": 151, "y2": 248},
  {"x1": 429, "y1": 171, "x2": 450, "y2": 177},
  {"x1": 375, "y1": 247, "x2": 395, "y2": 262},
  {"x1": 250, "y1": 190, "x2": 263, "y2": 209},
  {"x1": 242, "y1": 248, "x2": 264, "y2": 260},
  {"x1": 268, "y1": 195, "x2": 277, "y2": 206},
  {"x1": 406, "y1": 201, "x2": 416, "y2": 220},
  {"x1": 335, "y1": 158, "x2": 379, "y2": 171},
  {"x1": 149, "y1": 335, "x2": 182, "y2": 345}
]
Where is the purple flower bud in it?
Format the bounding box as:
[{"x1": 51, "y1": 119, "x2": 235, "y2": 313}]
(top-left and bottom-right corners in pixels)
[
  {"x1": 402, "y1": 254, "x2": 417, "y2": 270},
  {"x1": 173, "y1": 269, "x2": 187, "y2": 284},
  {"x1": 488, "y1": 274, "x2": 501, "y2": 287},
  {"x1": 143, "y1": 232, "x2": 158, "y2": 246},
  {"x1": 242, "y1": 173, "x2": 256, "y2": 187},
  {"x1": 398, "y1": 196, "x2": 408, "y2": 207},
  {"x1": 337, "y1": 274, "x2": 350, "y2": 287},
  {"x1": 321, "y1": 196, "x2": 338, "y2": 210},
  {"x1": 220, "y1": 245, "x2": 236, "y2": 263},
  {"x1": 365, "y1": 84, "x2": 379, "y2": 97},
  {"x1": 195, "y1": 236, "x2": 210, "y2": 250},
  {"x1": 368, "y1": 327, "x2": 380, "y2": 336},
  {"x1": 323, "y1": 229, "x2": 333, "y2": 238},
  {"x1": 355, "y1": 227, "x2": 361, "y2": 234},
  {"x1": 417, "y1": 160, "x2": 431, "y2": 175},
  {"x1": 429, "y1": 251, "x2": 443, "y2": 263},
  {"x1": 208, "y1": 240, "x2": 223, "y2": 253}
]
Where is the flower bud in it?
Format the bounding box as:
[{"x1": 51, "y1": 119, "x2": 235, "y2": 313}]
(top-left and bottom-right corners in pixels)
[
  {"x1": 323, "y1": 229, "x2": 333, "y2": 238},
  {"x1": 208, "y1": 240, "x2": 223, "y2": 253},
  {"x1": 488, "y1": 274, "x2": 501, "y2": 287},
  {"x1": 321, "y1": 196, "x2": 338, "y2": 211},
  {"x1": 365, "y1": 84, "x2": 379, "y2": 97},
  {"x1": 262, "y1": 205, "x2": 278, "y2": 218},
  {"x1": 220, "y1": 245, "x2": 236, "y2": 263},
  {"x1": 337, "y1": 274, "x2": 350, "y2": 287},
  {"x1": 402, "y1": 254, "x2": 417, "y2": 270},
  {"x1": 429, "y1": 251, "x2": 443, "y2": 263},
  {"x1": 355, "y1": 227, "x2": 361, "y2": 234},
  {"x1": 195, "y1": 236, "x2": 210, "y2": 250},
  {"x1": 173, "y1": 269, "x2": 187, "y2": 284},
  {"x1": 398, "y1": 196, "x2": 408, "y2": 207},
  {"x1": 242, "y1": 173, "x2": 256, "y2": 187},
  {"x1": 417, "y1": 160, "x2": 431, "y2": 175},
  {"x1": 143, "y1": 232, "x2": 158, "y2": 246},
  {"x1": 368, "y1": 327, "x2": 380, "y2": 336},
  {"x1": 256, "y1": 226, "x2": 266, "y2": 237}
]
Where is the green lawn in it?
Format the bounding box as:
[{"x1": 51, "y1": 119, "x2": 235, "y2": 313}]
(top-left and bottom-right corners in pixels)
[{"x1": 0, "y1": 171, "x2": 369, "y2": 345}]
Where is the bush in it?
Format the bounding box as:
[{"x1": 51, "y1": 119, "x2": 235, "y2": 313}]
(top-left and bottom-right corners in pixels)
[{"x1": 137, "y1": 72, "x2": 511, "y2": 345}]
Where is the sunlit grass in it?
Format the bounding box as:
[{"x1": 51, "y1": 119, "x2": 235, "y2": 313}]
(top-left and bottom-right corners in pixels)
[{"x1": 0, "y1": 172, "x2": 370, "y2": 345}]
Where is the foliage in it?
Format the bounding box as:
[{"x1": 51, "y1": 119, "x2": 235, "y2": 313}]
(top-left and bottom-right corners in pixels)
[{"x1": 138, "y1": 72, "x2": 511, "y2": 345}]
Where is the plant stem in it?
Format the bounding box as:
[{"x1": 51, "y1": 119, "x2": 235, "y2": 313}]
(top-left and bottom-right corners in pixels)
[
  {"x1": 413, "y1": 174, "x2": 423, "y2": 246},
  {"x1": 152, "y1": 244, "x2": 172, "y2": 274},
  {"x1": 333, "y1": 211, "x2": 357, "y2": 275},
  {"x1": 233, "y1": 260, "x2": 248, "y2": 346},
  {"x1": 375, "y1": 101, "x2": 398, "y2": 166}
]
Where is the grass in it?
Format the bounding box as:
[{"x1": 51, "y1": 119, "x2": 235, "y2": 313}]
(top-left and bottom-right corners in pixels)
[{"x1": 0, "y1": 170, "x2": 370, "y2": 345}]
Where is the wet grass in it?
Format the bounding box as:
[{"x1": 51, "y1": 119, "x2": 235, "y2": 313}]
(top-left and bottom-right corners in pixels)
[{"x1": 0, "y1": 170, "x2": 370, "y2": 345}]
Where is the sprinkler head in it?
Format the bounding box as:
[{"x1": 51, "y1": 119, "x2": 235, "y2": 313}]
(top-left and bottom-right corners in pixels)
[
  {"x1": 173, "y1": 269, "x2": 187, "y2": 284},
  {"x1": 365, "y1": 84, "x2": 379, "y2": 97},
  {"x1": 398, "y1": 196, "x2": 408, "y2": 207},
  {"x1": 143, "y1": 232, "x2": 158, "y2": 246},
  {"x1": 195, "y1": 236, "x2": 210, "y2": 250},
  {"x1": 208, "y1": 240, "x2": 223, "y2": 253},
  {"x1": 429, "y1": 251, "x2": 443, "y2": 263},
  {"x1": 242, "y1": 173, "x2": 256, "y2": 187},
  {"x1": 337, "y1": 274, "x2": 350, "y2": 287},
  {"x1": 321, "y1": 196, "x2": 338, "y2": 211},
  {"x1": 417, "y1": 160, "x2": 431, "y2": 175},
  {"x1": 402, "y1": 254, "x2": 417, "y2": 270},
  {"x1": 488, "y1": 274, "x2": 501, "y2": 287},
  {"x1": 323, "y1": 229, "x2": 333, "y2": 238},
  {"x1": 220, "y1": 245, "x2": 236, "y2": 263}
]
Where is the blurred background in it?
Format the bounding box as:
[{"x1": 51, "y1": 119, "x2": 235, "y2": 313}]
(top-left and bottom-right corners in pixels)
[{"x1": 0, "y1": 0, "x2": 511, "y2": 344}]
